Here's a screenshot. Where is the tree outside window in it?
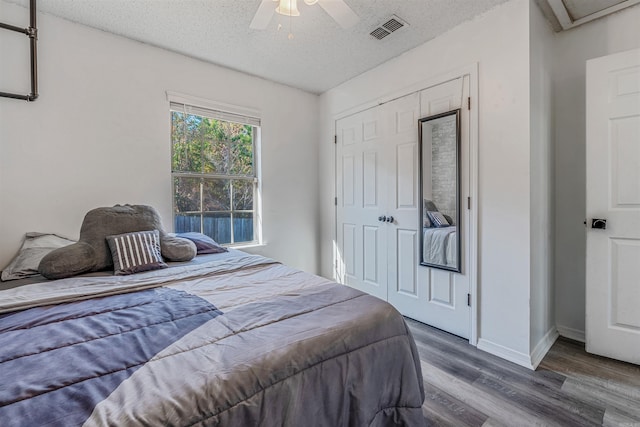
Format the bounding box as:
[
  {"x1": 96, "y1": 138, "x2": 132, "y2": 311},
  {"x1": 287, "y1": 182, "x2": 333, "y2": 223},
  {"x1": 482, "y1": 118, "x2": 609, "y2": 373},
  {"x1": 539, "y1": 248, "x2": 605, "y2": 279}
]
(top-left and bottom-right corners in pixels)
[{"x1": 171, "y1": 109, "x2": 258, "y2": 245}]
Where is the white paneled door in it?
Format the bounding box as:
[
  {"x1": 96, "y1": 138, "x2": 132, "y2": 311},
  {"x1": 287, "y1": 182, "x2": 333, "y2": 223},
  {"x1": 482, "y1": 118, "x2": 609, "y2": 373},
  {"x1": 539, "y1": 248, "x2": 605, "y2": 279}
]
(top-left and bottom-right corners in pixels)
[
  {"x1": 336, "y1": 77, "x2": 472, "y2": 340},
  {"x1": 336, "y1": 93, "x2": 420, "y2": 304},
  {"x1": 410, "y1": 78, "x2": 471, "y2": 339},
  {"x1": 586, "y1": 48, "x2": 640, "y2": 365},
  {"x1": 336, "y1": 102, "x2": 391, "y2": 300},
  {"x1": 384, "y1": 94, "x2": 422, "y2": 315}
]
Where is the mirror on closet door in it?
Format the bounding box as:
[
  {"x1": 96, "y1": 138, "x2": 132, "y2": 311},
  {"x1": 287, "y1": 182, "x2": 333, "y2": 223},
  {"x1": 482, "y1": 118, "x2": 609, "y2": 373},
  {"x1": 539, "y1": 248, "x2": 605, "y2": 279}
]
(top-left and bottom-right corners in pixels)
[{"x1": 419, "y1": 109, "x2": 461, "y2": 273}]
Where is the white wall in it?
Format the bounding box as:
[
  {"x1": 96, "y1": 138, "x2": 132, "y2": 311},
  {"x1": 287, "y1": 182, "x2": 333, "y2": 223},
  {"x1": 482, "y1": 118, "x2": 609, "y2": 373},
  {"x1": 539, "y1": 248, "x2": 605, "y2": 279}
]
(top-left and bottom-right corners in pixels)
[
  {"x1": 529, "y1": 0, "x2": 556, "y2": 359},
  {"x1": 319, "y1": 0, "x2": 534, "y2": 360},
  {"x1": 553, "y1": 5, "x2": 640, "y2": 341},
  {"x1": 0, "y1": 1, "x2": 320, "y2": 273}
]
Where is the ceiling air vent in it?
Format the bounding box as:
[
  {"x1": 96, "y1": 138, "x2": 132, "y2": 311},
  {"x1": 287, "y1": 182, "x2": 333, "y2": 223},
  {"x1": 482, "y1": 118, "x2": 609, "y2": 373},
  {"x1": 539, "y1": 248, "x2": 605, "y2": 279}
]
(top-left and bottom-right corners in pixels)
[
  {"x1": 370, "y1": 27, "x2": 390, "y2": 40},
  {"x1": 370, "y1": 15, "x2": 408, "y2": 40}
]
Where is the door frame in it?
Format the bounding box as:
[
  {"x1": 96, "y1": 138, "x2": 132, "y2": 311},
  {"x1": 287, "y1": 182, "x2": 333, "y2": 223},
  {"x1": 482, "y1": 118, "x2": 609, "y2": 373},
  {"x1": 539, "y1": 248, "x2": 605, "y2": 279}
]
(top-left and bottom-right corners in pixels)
[{"x1": 333, "y1": 63, "x2": 480, "y2": 346}]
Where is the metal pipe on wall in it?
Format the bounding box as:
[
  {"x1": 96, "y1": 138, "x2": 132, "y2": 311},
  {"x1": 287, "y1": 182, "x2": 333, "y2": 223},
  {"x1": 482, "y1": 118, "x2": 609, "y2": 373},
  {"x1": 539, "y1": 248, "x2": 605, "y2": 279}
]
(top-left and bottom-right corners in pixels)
[{"x1": 0, "y1": 0, "x2": 39, "y2": 101}]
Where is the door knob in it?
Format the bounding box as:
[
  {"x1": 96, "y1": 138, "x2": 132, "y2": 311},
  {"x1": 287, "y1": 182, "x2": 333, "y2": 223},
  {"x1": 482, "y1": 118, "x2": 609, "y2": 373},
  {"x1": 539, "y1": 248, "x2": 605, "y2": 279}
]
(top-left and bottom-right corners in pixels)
[
  {"x1": 386, "y1": 216, "x2": 394, "y2": 223},
  {"x1": 378, "y1": 215, "x2": 387, "y2": 222},
  {"x1": 591, "y1": 218, "x2": 607, "y2": 229}
]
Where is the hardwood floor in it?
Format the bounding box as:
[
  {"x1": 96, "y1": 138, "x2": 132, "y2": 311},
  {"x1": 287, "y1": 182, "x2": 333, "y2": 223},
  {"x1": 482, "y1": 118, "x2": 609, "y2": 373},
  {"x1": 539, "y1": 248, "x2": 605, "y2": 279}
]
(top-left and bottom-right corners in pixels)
[{"x1": 406, "y1": 318, "x2": 640, "y2": 426}]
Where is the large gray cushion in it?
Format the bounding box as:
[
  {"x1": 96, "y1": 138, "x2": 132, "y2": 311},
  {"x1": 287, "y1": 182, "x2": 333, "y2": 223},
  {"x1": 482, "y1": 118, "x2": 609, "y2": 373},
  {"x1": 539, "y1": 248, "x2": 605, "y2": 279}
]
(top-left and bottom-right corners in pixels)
[{"x1": 39, "y1": 205, "x2": 196, "y2": 280}]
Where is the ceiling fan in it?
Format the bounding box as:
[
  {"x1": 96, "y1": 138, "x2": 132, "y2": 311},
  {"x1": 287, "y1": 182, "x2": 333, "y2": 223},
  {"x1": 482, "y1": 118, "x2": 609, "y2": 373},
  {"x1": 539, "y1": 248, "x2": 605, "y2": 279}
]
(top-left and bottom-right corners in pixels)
[{"x1": 250, "y1": 0, "x2": 360, "y2": 30}]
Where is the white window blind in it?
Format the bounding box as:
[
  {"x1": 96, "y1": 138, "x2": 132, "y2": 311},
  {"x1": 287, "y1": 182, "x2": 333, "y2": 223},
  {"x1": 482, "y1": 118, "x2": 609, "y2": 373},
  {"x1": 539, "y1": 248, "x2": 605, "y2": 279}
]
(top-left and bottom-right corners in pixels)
[{"x1": 169, "y1": 102, "x2": 261, "y2": 127}]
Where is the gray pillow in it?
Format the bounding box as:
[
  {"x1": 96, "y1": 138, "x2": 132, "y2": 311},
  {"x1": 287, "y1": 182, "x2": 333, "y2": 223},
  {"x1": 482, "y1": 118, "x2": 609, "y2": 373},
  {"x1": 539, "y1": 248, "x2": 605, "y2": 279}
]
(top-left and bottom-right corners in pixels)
[
  {"x1": 423, "y1": 213, "x2": 432, "y2": 228},
  {"x1": 106, "y1": 230, "x2": 167, "y2": 275},
  {"x1": 1, "y1": 233, "x2": 75, "y2": 281},
  {"x1": 424, "y1": 199, "x2": 438, "y2": 212},
  {"x1": 176, "y1": 232, "x2": 228, "y2": 254}
]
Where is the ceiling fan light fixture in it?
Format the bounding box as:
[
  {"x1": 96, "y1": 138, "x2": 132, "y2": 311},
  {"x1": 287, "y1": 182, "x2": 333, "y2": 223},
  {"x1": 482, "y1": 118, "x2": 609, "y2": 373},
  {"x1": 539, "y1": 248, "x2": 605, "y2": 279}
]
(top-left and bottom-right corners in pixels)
[
  {"x1": 276, "y1": 0, "x2": 300, "y2": 17},
  {"x1": 250, "y1": 0, "x2": 360, "y2": 31}
]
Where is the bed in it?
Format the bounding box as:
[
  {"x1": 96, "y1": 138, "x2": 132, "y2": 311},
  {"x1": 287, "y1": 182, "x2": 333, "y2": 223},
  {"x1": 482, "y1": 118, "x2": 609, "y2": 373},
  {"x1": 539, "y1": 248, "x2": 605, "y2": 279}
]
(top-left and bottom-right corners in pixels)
[
  {"x1": 0, "y1": 249, "x2": 425, "y2": 426},
  {"x1": 422, "y1": 226, "x2": 457, "y2": 267}
]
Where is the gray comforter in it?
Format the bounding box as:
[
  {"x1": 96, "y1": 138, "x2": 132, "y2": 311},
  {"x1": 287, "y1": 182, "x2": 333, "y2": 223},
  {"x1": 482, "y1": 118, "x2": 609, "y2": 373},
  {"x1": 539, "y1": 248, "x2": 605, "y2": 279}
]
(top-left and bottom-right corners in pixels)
[
  {"x1": 422, "y1": 226, "x2": 457, "y2": 267},
  {"x1": 0, "y1": 251, "x2": 425, "y2": 426}
]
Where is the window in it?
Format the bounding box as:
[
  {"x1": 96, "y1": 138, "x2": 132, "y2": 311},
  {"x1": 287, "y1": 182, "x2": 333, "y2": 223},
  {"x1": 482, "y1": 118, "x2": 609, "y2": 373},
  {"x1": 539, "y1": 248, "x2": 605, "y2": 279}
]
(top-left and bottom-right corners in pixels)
[{"x1": 170, "y1": 99, "x2": 260, "y2": 246}]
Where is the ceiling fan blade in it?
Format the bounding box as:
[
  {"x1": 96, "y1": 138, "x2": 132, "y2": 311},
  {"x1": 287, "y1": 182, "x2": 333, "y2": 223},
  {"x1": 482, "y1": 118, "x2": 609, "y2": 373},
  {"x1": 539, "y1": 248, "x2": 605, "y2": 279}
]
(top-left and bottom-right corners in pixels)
[
  {"x1": 250, "y1": 0, "x2": 276, "y2": 30},
  {"x1": 317, "y1": 0, "x2": 359, "y2": 29}
]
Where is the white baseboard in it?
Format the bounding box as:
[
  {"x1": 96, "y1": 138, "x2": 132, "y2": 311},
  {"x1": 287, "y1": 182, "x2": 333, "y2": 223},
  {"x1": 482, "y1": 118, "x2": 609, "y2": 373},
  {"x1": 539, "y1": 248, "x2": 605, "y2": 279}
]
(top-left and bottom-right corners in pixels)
[
  {"x1": 556, "y1": 325, "x2": 585, "y2": 343},
  {"x1": 477, "y1": 338, "x2": 534, "y2": 370},
  {"x1": 530, "y1": 327, "x2": 559, "y2": 369},
  {"x1": 476, "y1": 328, "x2": 563, "y2": 371}
]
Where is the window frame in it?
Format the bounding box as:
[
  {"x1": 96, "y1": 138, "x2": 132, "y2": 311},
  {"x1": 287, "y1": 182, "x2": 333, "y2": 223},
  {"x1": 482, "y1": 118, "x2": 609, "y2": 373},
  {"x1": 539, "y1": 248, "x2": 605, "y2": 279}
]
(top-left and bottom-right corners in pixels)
[{"x1": 167, "y1": 92, "x2": 262, "y2": 247}]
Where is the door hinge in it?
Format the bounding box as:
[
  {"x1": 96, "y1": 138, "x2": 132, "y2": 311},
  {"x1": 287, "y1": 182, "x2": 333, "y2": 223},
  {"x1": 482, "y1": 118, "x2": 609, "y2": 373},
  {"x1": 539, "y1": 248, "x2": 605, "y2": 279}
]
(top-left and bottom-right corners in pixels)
[
  {"x1": 467, "y1": 197, "x2": 471, "y2": 210},
  {"x1": 467, "y1": 293, "x2": 471, "y2": 307},
  {"x1": 334, "y1": 135, "x2": 337, "y2": 144},
  {"x1": 334, "y1": 197, "x2": 337, "y2": 206},
  {"x1": 467, "y1": 97, "x2": 471, "y2": 110}
]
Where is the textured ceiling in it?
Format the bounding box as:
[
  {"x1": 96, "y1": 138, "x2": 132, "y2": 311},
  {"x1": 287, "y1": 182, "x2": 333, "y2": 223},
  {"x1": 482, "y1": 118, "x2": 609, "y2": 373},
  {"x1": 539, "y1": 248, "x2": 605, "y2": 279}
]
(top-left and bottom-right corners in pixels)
[{"x1": 7, "y1": 0, "x2": 510, "y2": 94}]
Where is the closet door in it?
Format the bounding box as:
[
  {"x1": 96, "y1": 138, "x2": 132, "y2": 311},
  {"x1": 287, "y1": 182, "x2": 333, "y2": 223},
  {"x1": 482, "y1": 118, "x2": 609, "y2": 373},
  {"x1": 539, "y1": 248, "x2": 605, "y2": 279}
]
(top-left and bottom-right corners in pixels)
[
  {"x1": 410, "y1": 77, "x2": 471, "y2": 339},
  {"x1": 336, "y1": 106, "x2": 389, "y2": 300},
  {"x1": 384, "y1": 93, "x2": 423, "y2": 313},
  {"x1": 335, "y1": 82, "x2": 471, "y2": 340}
]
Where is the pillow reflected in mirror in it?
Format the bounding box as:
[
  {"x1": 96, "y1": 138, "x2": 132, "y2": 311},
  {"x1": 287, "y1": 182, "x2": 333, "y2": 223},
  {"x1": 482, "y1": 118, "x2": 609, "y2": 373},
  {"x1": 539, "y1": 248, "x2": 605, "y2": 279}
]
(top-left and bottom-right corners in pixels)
[{"x1": 427, "y1": 211, "x2": 450, "y2": 228}]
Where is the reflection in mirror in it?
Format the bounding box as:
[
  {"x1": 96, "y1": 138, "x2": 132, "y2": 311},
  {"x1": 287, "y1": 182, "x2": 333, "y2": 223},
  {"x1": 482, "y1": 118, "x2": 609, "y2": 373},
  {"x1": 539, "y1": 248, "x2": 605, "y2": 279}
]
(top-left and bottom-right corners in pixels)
[{"x1": 419, "y1": 109, "x2": 461, "y2": 272}]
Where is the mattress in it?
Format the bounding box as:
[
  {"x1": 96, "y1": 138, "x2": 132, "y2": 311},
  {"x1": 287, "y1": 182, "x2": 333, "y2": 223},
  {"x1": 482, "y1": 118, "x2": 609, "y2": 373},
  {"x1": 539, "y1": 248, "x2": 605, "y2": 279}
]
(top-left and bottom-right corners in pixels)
[{"x1": 0, "y1": 250, "x2": 425, "y2": 426}]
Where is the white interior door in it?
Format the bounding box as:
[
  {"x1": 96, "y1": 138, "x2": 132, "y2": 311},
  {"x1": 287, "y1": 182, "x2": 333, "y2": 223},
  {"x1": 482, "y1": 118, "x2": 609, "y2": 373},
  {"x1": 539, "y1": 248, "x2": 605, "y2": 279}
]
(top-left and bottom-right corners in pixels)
[
  {"x1": 336, "y1": 106, "x2": 389, "y2": 300},
  {"x1": 336, "y1": 94, "x2": 421, "y2": 306},
  {"x1": 586, "y1": 48, "x2": 640, "y2": 365},
  {"x1": 385, "y1": 93, "x2": 422, "y2": 315},
  {"x1": 407, "y1": 77, "x2": 471, "y2": 339}
]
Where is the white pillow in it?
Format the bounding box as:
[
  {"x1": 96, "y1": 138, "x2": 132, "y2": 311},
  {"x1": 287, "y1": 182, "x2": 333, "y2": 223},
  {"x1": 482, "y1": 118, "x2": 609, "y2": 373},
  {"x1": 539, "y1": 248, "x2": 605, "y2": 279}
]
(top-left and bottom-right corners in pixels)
[{"x1": 1, "y1": 233, "x2": 75, "y2": 281}]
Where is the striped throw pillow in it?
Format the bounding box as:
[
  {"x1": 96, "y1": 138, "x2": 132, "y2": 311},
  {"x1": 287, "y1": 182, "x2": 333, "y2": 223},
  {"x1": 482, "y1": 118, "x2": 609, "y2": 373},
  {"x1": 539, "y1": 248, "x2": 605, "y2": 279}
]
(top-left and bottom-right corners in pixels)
[
  {"x1": 106, "y1": 230, "x2": 167, "y2": 275},
  {"x1": 427, "y1": 211, "x2": 450, "y2": 228}
]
